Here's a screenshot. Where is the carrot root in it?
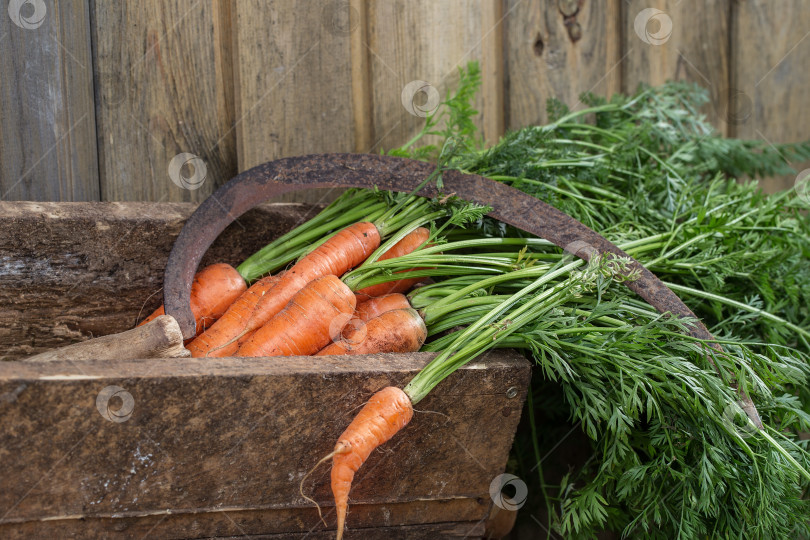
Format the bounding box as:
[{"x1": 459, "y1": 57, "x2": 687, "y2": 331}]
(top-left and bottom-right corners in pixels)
[{"x1": 331, "y1": 386, "x2": 413, "y2": 540}]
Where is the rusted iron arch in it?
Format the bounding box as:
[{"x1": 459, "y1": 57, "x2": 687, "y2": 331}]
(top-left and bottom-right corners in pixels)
[{"x1": 163, "y1": 153, "x2": 712, "y2": 342}]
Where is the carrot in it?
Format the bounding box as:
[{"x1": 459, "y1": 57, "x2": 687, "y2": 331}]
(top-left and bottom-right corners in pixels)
[
  {"x1": 138, "y1": 263, "x2": 246, "y2": 337},
  {"x1": 318, "y1": 308, "x2": 426, "y2": 356},
  {"x1": 214, "y1": 222, "x2": 380, "y2": 354},
  {"x1": 186, "y1": 273, "x2": 281, "y2": 357},
  {"x1": 354, "y1": 227, "x2": 430, "y2": 301},
  {"x1": 343, "y1": 292, "x2": 411, "y2": 332},
  {"x1": 331, "y1": 387, "x2": 413, "y2": 540},
  {"x1": 237, "y1": 275, "x2": 356, "y2": 357}
]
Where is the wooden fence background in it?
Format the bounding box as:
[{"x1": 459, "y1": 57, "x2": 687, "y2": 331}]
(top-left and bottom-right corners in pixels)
[{"x1": 1, "y1": 0, "x2": 808, "y2": 203}]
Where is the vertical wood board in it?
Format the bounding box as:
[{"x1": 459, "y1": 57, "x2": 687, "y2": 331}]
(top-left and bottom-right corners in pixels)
[
  {"x1": 0, "y1": 0, "x2": 99, "y2": 201},
  {"x1": 91, "y1": 0, "x2": 236, "y2": 202},
  {"x1": 505, "y1": 0, "x2": 621, "y2": 129},
  {"x1": 622, "y1": 0, "x2": 731, "y2": 134}
]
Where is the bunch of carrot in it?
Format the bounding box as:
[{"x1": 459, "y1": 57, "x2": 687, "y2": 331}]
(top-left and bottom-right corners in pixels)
[{"x1": 139, "y1": 189, "x2": 493, "y2": 362}]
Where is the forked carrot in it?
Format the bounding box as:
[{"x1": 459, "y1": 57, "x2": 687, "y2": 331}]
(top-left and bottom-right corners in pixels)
[
  {"x1": 354, "y1": 227, "x2": 430, "y2": 301},
  {"x1": 331, "y1": 387, "x2": 413, "y2": 540},
  {"x1": 187, "y1": 273, "x2": 281, "y2": 357},
  {"x1": 237, "y1": 275, "x2": 356, "y2": 357},
  {"x1": 318, "y1": 308, "x2": 426, "y2": 356},
  {"x1": 138, "y1": 263, "x2": 246, "y2": 337}
]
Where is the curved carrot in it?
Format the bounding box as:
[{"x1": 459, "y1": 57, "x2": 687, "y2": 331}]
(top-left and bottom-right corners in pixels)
[
  {"x1": 237, "y1": 275, "x2": 356, "y2": 357},
  {"x1": 354, "y1": 227, "x2": 431, "y2": 301},
  {"x1": 319, "y1": 308, "x2": 426, "y2": 356},
  {"x1": 233, "y1": 222, "x2": 379, "y2": 347},
  {"x1": 331, "y1": 387, "x2": 413, "y2": 540},
  {"x1": 187, "y1": 273, "x2": 281, "y2": 357},
  {"x1": 138, "y1": 263, "x2": 246, "y2": 337}
]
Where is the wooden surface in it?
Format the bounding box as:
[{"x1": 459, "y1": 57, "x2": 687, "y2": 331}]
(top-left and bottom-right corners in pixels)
[
  {"x1": 23, "y1": 315, "x2": 189, "y2": 362},
  {"x1": 622, "y1": 0, "x2": 731, "y2": 134},
  {"x1": 2, "y1": 1, "x2": 809, "y2": 201},
  {"x1": 731, "y1": 0, "x2": 810, "y2": 191},
  {"x1": 0, "y1": 201, "x2": 327, "y2": 360},
  {"x1": 0, "y1": 352, "x2": 531, "y2": 538},
  {"x1": 90, "y1": 0, "x2": 236, "y2": 201},
  {"x1": 0, "y1": 0, "x2": 99, "y2": 201},
  {"x1": 366, "y1": 0, "x2": 495, "y2": 151},
  {"x1": 505, "y1": 0, "x2": 621, "y2": 129}
]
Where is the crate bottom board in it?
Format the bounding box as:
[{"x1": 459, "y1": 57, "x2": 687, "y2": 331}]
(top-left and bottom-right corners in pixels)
[{"x1": 0, "y1": 353, "x2": 530, "y2": 538}]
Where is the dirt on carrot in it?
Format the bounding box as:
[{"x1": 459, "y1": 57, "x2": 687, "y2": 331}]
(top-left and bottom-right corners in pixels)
[{"x1": 318, "y1": 308, "x2": 426, "y2": 356}]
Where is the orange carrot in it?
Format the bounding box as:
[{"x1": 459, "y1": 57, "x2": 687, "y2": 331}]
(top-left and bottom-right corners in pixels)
[
  {"x1": 319, "y1": 308, "x2": 426, "y2": 356},
  {"x1": 237, "y1": 275, "x2": 356, "y2": 357},
  {"x1": 354, "y1": 227, "x2": 431, "y2": 301},
  {"x1": 138, "y1": 263, "x2": 246, "y2": 337},
  {"x1": 331, "y1": 387, "x2": 413, "y2": 540},
  {"x1": 341, "y1": 293, "x2": 412, "y2": 338},
  {"x1": 187, "y1": 273, "x2": 281, "y2": 357},
  {"x1": 226, "y1": 222, "x2": 379, "y2": 351}
]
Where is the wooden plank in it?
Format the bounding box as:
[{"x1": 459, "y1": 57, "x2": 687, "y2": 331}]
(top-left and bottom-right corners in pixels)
[
  {"x1": 366, "y1": 1, "x2": 498, "y2": 152},
  {"x1": 91, "y1": 0, "x2": 236, "y2": 201},
  {"x1": 0, "y1": 201, "x2": 331, "y2": 360},
  {"x1": 622, "y1": 0, "x2": 731, "y2": 134},
  {"x1": 232, "y1": 0, "x2": 357, "y2": 204},
  {"x1": 731, "y1": 0, "x2": 810, "y2": 192},
  {"x1": 0, "y1": 352, "x2": 530, "y2": 537},
  {"x1": 504, "y1": 0, "x2": 621, "y2": 129},
  {"x1": 0, "y1": 0, "x2": 99, "y2": 201}
]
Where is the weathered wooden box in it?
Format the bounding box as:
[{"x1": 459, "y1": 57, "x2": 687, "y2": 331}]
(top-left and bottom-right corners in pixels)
[{"x1": 0, "y1": 202, "x2": 530, "y2": 539}]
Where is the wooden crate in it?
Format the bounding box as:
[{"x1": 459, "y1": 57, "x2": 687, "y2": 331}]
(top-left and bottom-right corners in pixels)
[{"x1": 0, "y1": 202, "x2": 531, "y2": 539}]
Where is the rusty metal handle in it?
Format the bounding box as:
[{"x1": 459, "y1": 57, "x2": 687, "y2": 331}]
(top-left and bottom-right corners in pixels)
[{"x1": 163, "y1": 153, "x2": 714, "y2": 342}]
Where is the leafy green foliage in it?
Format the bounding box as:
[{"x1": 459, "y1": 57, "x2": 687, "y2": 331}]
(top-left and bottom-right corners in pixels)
[{"x1": 391, "y1": 63, "x2": 810, "y2": 538}]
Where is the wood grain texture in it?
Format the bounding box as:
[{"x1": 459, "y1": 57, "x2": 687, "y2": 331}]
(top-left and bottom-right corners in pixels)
[
  {"x1": 0, "y1": 352, "x2": 530, "y2": 537},
  {"x1": 0, "y1": 0, "x2": 99, "y2": 201},
  {"x1": 0, "y1": 201, "x2": 329, "y2": 360},
  {"x1": 367, "y1": 0, "x2": 497, "y2": 152},
  {"x1": 731, "y1": 0, "x2": 810, "y2": 192},
  {"x1": 232, "y1": 0, "x2": 356, "y2": 205},
  {"x1": 91, "y1": 0, "x2": 236, "y2": 202},
  {"x1": 504, "y1": 0, "x2": 621, "y2": 129},
  {"x1": 23, "y1": 315, "x2": 189, "y2": 362},
  {"x1": 622, "y1": 0, "x2": 731, "y2": 134}
]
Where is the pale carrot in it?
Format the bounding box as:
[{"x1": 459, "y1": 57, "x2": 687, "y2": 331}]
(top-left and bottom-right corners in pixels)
[
  {"x1": 186, "y1": 273, "x2": 281, "y2": 357},
  {"x1": 236, "y1": 275, "x2": 356, "y2": 357},
  {"x1": 318, "y1": 308, "x2": 426, "y2": 356},
  {"x1": 354, "y1": 227, "x2": 430, "y2": 301},
  {"x1": 138, "y1": 263, "x2": 246, "y2": 337}
]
